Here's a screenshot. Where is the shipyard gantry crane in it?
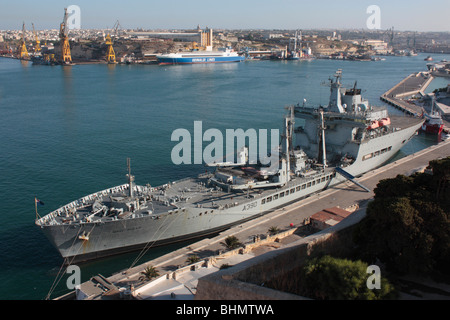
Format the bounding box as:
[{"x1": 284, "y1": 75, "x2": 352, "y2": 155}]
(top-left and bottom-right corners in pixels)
[
  {"x1": 59, "y1": 8, "x2": 72, "y2": 64},
  {"x1": 105, "y1": 34, "x2": 116, "y2": 64},
  {"x1": 19, "y1": 22, "x2": 29, "y2": 60},
  {"x1": 383, "y1": 26, "x2": 395, "y2": 49},
  {"x1": 32, "y1": 23, "x2": 41, "y2": 54},
  {"x1": 112, "y1": 20, "x2": 121, "y2": 37}
]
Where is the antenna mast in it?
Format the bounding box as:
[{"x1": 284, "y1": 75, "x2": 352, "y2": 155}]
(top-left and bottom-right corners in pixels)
[
  {"x1": 318, "y1": 108, "x2": 327, "y2": 168},
  {"x1": 127, "y1": 158, "x2": 135, "y2": 198}
]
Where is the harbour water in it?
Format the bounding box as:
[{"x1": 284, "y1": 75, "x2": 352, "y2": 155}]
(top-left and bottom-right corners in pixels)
[{"x1": 0, "y1": 52, "x2": 448, "y2": 299}]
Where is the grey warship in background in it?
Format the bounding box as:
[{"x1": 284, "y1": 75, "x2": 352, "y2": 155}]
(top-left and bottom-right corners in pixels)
[{"x1": 36, "y1": 70, "x2": 424, "y2": 263}]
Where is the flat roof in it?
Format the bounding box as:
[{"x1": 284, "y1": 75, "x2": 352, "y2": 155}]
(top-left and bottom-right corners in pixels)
[{"x1": 310, "y1": 206, "x2": 351, "y2": 224}]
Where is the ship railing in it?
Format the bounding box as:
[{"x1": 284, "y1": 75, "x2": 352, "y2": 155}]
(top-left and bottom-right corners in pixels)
[
  {"x1": 198, "y1": 172, "x2": 213, "y2": 179},
  {"x1": 358, "y1": 126, "x2": 397, "y2": 143},
  {"x1": 36, "y1": 183, "x2": 131, "y2": 226},
  {"x1": 170, "y1": 177, "x2": 193, "y2": 185},
  {"x1": 295, "y1": 105, "x2": 390, "y2": 123}
]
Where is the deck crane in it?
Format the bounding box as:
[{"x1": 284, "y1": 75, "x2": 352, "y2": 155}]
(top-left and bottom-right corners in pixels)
[
  {"x1": 32, "y1": 23, "x2": 41, "y2": 54},
  {"x1": 19, "y1": 22, "x2": 29, "y2": 60},
  {"x1": 59, "y1": 8, "x2": 72, "y2": 64}
]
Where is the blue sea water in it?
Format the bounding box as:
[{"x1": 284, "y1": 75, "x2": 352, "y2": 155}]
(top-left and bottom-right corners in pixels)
[{"x1": 0, "y1": 52, "x2": 448, "y2": 299}]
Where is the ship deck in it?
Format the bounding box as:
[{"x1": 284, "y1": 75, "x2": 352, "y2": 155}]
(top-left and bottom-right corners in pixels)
[
  {"x1": 143, "y1": 166, "x2": 336, "y2": 213},
  {"x1": 37, "y1": 114, "x2": 423, "y2": 228},
  {"x1": 388, "y1": 115, "x2": 424, "y2": 129},
  {"x1": 37, "y1": 165, "x2": 337, "y2": 227}
]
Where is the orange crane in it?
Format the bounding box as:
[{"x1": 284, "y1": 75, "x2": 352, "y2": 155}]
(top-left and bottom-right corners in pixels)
[
  {"x1": 105, "y1": 34, "x2": 116, "y2": 64},
  {"x1": 32, "y1": 23, "x2": 41, "y2": 54},
  {"x1": 19, "y1": 22, "x2": 29, "y2": 60},
  {"x1": 59, "y1": 8, "x2": 72, "y2": 64}
]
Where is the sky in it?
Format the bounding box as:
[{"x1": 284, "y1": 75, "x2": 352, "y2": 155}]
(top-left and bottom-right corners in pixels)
[{"x1": 1, "y1": 0, "x2": 449, "y2": 32}]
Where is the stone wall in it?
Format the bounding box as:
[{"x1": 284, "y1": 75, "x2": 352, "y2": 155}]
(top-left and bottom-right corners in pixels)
[{"x1": 195, "y1": 207, "x2": 366, "y2": 300}]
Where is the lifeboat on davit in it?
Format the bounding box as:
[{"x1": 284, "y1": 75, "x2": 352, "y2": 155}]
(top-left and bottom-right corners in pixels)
[
  {"x1": 378, "y1": 117, "x2": 391, "y2": 127},
  {"x1": 367, "y1": 120, "x2": 379, "y2": 130}
]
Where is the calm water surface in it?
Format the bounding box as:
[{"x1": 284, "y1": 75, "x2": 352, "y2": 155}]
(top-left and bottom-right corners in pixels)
[{"x1": 0, "y1": 52, "x2": 448, "y2": 299}]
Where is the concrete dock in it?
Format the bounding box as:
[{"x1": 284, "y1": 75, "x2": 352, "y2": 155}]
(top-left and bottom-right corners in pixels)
[
  {"x1": 380, "y1": 71, "x2": 433, "y2": 116},
  {"x1": 380, "y1": 71, "x2": 450, "y2": 132},
  {"x1": 62, "y1": 137, "x2": 450, "y2": 300}
]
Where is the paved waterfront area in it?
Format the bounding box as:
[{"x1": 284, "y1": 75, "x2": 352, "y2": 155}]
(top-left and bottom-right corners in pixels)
[
  {"x1": 380, "y1": 71, "x2": 450, "y2": 131},
  {"x1": 67, "y1": 137, "x2": 450, "y2": 300},
  {"x1": 380, "y1": 72, "x2": 433, "y2": 116},
  {"x1": 387, "y1": 72, "x2": 433, "y2": 98}
]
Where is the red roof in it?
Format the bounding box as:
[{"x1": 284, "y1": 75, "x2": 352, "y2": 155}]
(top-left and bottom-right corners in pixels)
[
  {"x1": 310, "y1": 211, "x2": 344, "y2": 223},
  {"x1": 310, "y1": 207, "x2": 352, "y2": 223},
  {"x1": 323, "y1": 207, "x2": 352, "y2": 218}
]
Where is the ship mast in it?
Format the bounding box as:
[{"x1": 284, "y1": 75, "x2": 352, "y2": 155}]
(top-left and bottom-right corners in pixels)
[
  {"x1": 328, "y1": 69, "x2": 345, "y2": 113},
  {"x1": 127, "y1": 158, "x2": 134, "y2": 198},
  {"x1": 284, "y1": 105, "x2": 295, "y2": 182},
  {"x1": 318, "y1": 107, "x2": 327, "y2": 168}
]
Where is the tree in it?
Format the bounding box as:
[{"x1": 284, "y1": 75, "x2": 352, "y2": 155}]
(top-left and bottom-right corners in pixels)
[
  {"x1": 139, "y1": 265, "x2": 160, "y2": 282},
  {"x1": 186, "y1": 254, "x2": 200, "y2": 264},
  {"x1": 300, "y1": 255, "x2": 396, "y2": 300},
  {"x1": 353, "y1": 157, "x2": 450, "y2": 275},
  {"x1": 268, "y1": 226, "x2": 280, "y2": 236},
  {"x1": 221, "y1": 235, "x2": 242, "y2": 250},
  {"x1": 429, "y1": 157, "x2": 450, "y2": 202}
]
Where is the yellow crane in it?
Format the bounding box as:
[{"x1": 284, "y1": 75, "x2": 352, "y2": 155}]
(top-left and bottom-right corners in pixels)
[
  {"x1": 105, "y1": 34, "x2": 116, "y2": 64},
  {"x1": 32, "y1": 23, "x2": 41, "y2": 53},
  {"x1": 19, "y1": 22, "x2": 29, "y2": 60},
  {"x1": 59, "y1": 8, "x2": 72, "y2": 64}
]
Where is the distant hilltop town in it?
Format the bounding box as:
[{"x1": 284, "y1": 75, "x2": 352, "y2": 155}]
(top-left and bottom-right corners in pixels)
[{"x1": 1, "y1": 25, "x2": 449, "y2": 64}]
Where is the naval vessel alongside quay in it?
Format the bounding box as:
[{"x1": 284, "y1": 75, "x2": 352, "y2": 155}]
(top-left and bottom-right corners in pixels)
[{"x1": 35, "y1": 70, "x2": 424, "y2": 264}]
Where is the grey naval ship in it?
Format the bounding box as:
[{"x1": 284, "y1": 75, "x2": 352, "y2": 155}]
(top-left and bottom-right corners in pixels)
[{"x1": 36, "y1": 70, "x2": 424, "y2": 263}]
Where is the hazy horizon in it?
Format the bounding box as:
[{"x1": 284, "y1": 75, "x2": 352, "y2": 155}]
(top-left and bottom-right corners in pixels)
[{"x1": 1, "y1": 0, "x2": 449, "y2": 32}]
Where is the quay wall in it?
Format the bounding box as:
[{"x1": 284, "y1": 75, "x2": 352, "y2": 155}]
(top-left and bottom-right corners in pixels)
[
  {"x1": 132, "y1": 227, "x2": 300, "y2": 299},
  {"x1": 194, "y1": 207, "x2": 364, "y2": 300}
]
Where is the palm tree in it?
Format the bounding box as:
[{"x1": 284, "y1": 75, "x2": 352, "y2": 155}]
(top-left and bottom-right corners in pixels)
[
  {"x1": 221, "y1": 235, "x2": 242, "y2": 250},
  {"x1": 186, "y1": 254, "x2": 200, "y2": 264},
  {"x1": 139, "y1": 265, "x2": 159, "y2": 281},
  {"x1": 268, "y1": 226, "x2": 280, "y2": 236}
]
